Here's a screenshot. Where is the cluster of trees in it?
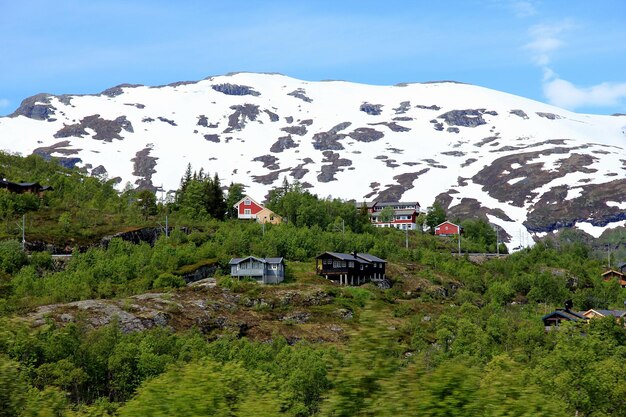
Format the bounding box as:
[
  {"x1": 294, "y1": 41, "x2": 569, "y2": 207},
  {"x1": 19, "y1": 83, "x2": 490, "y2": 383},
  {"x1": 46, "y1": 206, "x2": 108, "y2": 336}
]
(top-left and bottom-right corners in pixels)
[
  {"x1": 172, "y1": 164, "x2": 228, "y2": 220},
  {"x1": 0, "y1": 237, "x2": 626, "y2": 416},
  {"x1": 266, "y1": 179, "x2": 371, "y2": 233}
]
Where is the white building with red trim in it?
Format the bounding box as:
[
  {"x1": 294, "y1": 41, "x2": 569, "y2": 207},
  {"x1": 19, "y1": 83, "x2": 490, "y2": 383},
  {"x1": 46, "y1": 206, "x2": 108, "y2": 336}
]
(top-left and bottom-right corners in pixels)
[{"x1": 359, "y1": 201, "x2": 422, "y2": 230}]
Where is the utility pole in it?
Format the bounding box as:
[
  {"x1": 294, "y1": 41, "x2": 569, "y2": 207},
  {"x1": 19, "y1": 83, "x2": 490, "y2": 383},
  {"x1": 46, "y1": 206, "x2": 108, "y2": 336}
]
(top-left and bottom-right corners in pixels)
[
  {"x1": 405, "y1": 226, "x2": 409, "y2": 249},
  {"x1": 493, "y1": 225, "x2": 500, "y2": 256},
  {"x1": 17, "y1": 214, "x2": 25, "y2": 250},
  {"x1": 458, "y1": 230, "x2": 461, "y2": 255},
  {"x1": 607, "y1": 244, "x2": 611, "y2": 269}
]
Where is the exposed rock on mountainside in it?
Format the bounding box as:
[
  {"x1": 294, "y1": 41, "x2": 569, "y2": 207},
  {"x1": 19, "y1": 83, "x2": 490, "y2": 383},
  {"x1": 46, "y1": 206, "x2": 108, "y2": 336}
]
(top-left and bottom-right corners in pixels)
[
  {"x1": 132, "y1": 147, "x2": 158, "y2": 190},
  {"x1": 270, "y1": 135, "x2": 299, "y2": 153},
  {"x1": 54, "y1": 115, "x2": 133, "y2": 141},
  {"x1": 212, "y1": 83, "x2": 260, "y2": 96},
  {"x1": 1, "y1": 72, "x2": 624, "y2": 248}
]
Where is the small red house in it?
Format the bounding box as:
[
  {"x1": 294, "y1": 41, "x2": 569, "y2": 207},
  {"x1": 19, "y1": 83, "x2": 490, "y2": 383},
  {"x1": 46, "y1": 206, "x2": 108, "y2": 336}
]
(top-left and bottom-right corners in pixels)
[
  {"x1": 233, "y1": 195, "x2": 264, "y2": 220},
  {"x1": 434, "y1": 221, "x2": 462, "y2": 236}
]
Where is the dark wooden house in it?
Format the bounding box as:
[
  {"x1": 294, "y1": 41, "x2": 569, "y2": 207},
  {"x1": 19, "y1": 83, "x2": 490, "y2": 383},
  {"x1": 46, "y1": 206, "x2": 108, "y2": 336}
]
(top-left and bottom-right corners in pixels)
[
  {"x1": 0, "y1": 179, "x2": 53, "y2": 196},
  {"x1": 315, "y1": 252, "x2": 386, "y2": 286},
  {"x1": 542, "y1": 308, "x2": 587, "y2": 330}
]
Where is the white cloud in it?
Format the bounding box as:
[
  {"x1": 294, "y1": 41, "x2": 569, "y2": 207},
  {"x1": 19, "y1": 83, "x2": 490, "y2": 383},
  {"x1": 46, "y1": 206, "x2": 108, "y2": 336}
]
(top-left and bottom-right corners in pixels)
[
  {"x1": 523, "y1": 21, "x2": 626, "y2": 110},
  {"x1": 490, "y1": 0, "x2": 538, "y2": 18},
  {"x1": 524, "y1": 23, "x2": 571, "y2": 66},
  {"x1": 543, "y1": 78, "x2": 626, "y2": 110},
  {"x1": 511, "y1": 1, "x2": 537, "y2": 17}
]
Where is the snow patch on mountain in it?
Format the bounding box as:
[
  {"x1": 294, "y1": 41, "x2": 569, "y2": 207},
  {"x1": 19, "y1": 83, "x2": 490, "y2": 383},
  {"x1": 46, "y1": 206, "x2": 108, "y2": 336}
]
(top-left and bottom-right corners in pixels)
[{"x1": 1, "y1": 72, "x2": 624, "y2": 248}]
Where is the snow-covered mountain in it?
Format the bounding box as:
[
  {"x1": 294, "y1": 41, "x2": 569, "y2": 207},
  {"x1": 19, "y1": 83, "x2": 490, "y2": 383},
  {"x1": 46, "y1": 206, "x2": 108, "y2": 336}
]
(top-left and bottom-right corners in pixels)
[{"x1": 1, "y1": 72, "x2": 625, "y2": 248}]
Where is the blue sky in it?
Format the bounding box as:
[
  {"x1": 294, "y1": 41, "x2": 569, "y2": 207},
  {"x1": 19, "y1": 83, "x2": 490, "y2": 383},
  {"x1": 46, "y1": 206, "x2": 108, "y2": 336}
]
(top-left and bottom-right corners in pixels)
[{"x1": 1, "y1": 0, "x2": 625, "y2": 115}]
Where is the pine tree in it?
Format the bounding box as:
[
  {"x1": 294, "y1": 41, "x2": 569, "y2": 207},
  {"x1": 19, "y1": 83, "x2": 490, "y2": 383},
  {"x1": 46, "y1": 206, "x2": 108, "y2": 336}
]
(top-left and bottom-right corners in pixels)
[{"x1": 226, "y1": 182, "x2": 245, "y2": 219}]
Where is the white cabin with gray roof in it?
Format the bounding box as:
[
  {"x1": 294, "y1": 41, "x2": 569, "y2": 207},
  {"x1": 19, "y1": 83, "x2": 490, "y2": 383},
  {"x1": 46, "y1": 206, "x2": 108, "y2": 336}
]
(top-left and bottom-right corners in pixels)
[{"x1": 228, "y1": 256, "x2": 285, "y2": 284}]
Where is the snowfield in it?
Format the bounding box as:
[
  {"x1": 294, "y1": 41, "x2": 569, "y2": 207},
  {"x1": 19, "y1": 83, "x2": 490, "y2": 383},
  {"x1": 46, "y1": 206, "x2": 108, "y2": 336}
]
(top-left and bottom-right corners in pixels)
[{"x1": 1, "y1": 72, "x2": 625, "y2": 249}]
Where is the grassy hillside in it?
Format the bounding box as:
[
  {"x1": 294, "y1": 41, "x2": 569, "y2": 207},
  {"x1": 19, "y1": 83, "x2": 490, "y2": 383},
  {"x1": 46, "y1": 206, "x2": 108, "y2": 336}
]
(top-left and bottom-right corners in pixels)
[{"x1": 1, "y1": 151, "x2": 626, "y2": 416}]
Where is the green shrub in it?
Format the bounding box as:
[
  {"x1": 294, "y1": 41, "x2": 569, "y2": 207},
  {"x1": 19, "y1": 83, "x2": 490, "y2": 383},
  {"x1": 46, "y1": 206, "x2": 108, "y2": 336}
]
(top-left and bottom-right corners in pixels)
[{"x1": 153, "y1": 273, "x2": 185, "y2": 289}]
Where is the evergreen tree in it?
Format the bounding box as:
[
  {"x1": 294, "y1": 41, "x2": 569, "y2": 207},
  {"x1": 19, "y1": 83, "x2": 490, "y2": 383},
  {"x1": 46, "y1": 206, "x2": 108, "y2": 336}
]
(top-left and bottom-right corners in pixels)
[
  {"x1": 135, "y1": 189, "x2": 158, "y2": 220},
  {"x1": 425, "y1": 201, "x2": 447, "y2": 233},
  {"x1": 225, "y1": 183, "x2": 245, "y2": 219}
]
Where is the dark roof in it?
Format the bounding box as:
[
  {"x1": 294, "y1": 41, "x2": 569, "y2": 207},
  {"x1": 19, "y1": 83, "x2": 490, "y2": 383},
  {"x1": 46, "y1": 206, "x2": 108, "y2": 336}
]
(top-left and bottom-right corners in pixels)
[
  {"x1": 542, "y1": 309, "x2": 587, "y2": 322},
  {"x1": 316, "y1": 252, "x2": 382, "y2": 264},
  {"x1": 375, "y1": 201, "x2": 419, "y2": 207},
  {"x1": 595, "y1": 309, "x2": 626, "y2": 318},
  {"x1": 0, "y1": 179, "x2": 53, "y2": 192},
  {"x1": 356, "y1": 253, "x2": 387, "y2": 263},
  {"x1": 229, "y1": 256, "x2": 283, "y2": 265}
]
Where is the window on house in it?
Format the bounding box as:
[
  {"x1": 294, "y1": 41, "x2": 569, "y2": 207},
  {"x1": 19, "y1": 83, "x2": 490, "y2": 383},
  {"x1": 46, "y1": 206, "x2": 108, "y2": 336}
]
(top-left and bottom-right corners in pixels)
[
  {"x1": 349, "y1": 261, "x2": 354, "y2": 268},
  {"x1": 360, "y1": 264, "x2": 364, "y2": 270},
  {"x1": 244, "y1": 209, "x2": 251, "y2": 215},
  {"x1": 271, "y1": 264, "x2": 278, "y2": 270},
  {"x1": 244, "y1": 199, "x2": 251, "y2": 205}
]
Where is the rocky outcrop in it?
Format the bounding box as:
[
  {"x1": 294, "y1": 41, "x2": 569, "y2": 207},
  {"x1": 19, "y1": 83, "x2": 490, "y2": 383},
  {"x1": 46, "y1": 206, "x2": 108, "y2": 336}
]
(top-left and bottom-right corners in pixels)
[
  {"x1": 290, "y1": 159, "x2": 312, "y2": 179},
  {"x1": 157, "y1": 116, "x2": 177, "y2": 126},
  {"x1": 224, "y1": 104, "x2": 260, "y2": 133},
  {"x1": 311, "y1": 122, "x2": 352, "y2": 151},
  {"x1": 100, "y1": 84, "x2": 142, "y2": 97},
  {"x1": 360, "y1": 102, "x2": 383, "y2": 115},
  {"x1": 287, "y1": 88, "x2": 312, "y2": 103},
  {"x1": 525, "y1": 179, "x2": 626, "y2": 232},
  {"x1": 252, "y1": 155, "x2": 280, "y2": 170},
  {"x1": 212, "y1": 83, "x2": 260, "y2": 96},
  {"x1": 375, "y1": 169, "x2": 429, "y2": 201},
  {"x1": 252, "y1": 168, "x2": 291, "y2": 185},
  {"x1": 204, "y1": 134, "x2": 220, "y2": 143},
  {"x1": 536, "y1": 112, "x2": 562, "y2": 120},
  {"x1": 317, "y1": 151, "x2": 352, "y2": 182},
  {"x1": 393, "y1": 101, "x2": 411, "y2": 114},
  {"x1": 9, "y1": 93, "x2": 56, "y2": 120},
  {"x1": 472, "y1": 149, "x2": 597, "y2": 207},
  {"x1": 415, "y1": 104, "x2": 441, "y2": 111},
  {"x1": 368, "y1": 122, "x2": 410, "y2": 132},
  {"x1": 270, "y1": 135, "x2": 298, "y2": 153},
  {"x1": 437, "y1": 109, "x2": 491, "y2": 128},
  {"x1": 33, "y1": 140, "x2": 81, "y2": 158},
  {"x1": 510, "y1": 109, "x2": 529, "y2": 119},
  {"x1": 348, "y1": 127, "x2": 384, "y2": 142},
  {"x1": 54, "y1": 115, "x2": 133, "y2": 141},
  {"x1": 131, "y1": 147, "x2": 158, "y2": 190},
  {"x1": 430, "y1": 119, "x2": 444, "y2": 131},
  {"x1": 264, "y1": 109, "x2": 279, "y2": 122},
  {"x1": 281, "y1": 125, "x2": 308, "y2": 136},
  {"x1": 101, "y1": 227, "x2": 166, "y2": 247}
]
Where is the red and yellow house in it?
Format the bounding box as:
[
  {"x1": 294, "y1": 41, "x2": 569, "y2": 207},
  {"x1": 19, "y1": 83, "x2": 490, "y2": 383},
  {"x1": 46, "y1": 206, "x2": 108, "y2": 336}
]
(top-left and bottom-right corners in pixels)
[{"x1": 233, "y1": 195, "x2": 281, "y2": 224}]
